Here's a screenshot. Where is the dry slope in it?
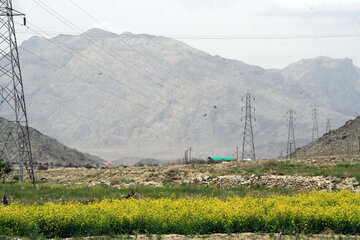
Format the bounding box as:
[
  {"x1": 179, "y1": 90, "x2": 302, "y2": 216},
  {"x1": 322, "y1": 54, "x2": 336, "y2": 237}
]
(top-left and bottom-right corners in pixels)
[
  {"x1": 0, "y1": 117, "x2": 103, "y2": 167},
  {"x1": 296, "y1": 116, "x2": 360, "y2": 156}
]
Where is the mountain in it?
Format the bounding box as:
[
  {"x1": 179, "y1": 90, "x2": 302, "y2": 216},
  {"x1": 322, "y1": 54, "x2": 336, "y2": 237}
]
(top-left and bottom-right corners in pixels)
[
  {"x1": 17, "y1": 28, "x2": 360, "y2": 164},
  {"x1": 0, "y1": 117, "x2": 104, "y2": 167},
  {"x1": 296, "y1": 116, "x2": 360, "y2": 156},
  {"x1": 280, "y1": 57, "x2": 360, "y2": 115}
]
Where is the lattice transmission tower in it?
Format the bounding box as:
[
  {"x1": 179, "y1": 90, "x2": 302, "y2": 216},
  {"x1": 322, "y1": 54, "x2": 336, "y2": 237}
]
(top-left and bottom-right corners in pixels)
[
  {"x1": 0, "y1": 0, "x2": 35, "y2": 184},
  {"x1": 286, "y1": 109, "x2": 296, "y2": 160},
  {"x1": 312, "y1": 106, "x2": 319, "y2": 142},
  {"x1": 241, "y1": 92, "x2": 256, "y2": 161},
  {"x1": 325, "y1": 117, "x2": 331, "y2": 134}
]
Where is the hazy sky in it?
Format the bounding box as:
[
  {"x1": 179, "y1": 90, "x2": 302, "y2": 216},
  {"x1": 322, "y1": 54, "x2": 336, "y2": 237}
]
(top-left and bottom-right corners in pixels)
[{"x1": 13, "y1": 0, "x2": 360, "y2": 68}]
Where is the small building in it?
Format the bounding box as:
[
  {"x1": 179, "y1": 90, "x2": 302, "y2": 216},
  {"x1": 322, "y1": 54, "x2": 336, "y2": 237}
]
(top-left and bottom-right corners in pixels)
[{"x1": 207, "y1": 156, "x2": 235, "y2": 163}]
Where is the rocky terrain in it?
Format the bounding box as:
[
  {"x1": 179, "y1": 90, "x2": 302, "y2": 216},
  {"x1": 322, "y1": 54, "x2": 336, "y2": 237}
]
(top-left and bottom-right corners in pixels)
[
  {"x1": 17, "y1": 28, "x2": 360, "y2": 163},
  {"x1": 15, "y1": 155, "x2": 360, "y2": 192},
  {"x1": 297, "y1": 116, "x2": 360, "y2": 156},
  {"x1": 0, "y1": 117, "x2": 103, "y2": 167},
  {"x1": 191, "y1": 174, "x2": 359, "y2": 191}
]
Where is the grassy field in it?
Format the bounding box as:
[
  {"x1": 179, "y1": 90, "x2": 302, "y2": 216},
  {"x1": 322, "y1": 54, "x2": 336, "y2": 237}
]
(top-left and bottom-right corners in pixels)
[
  {"x1": 1, "y1": 191, "x2": 359, "y2": 238},
  {"x1": 229, "y1": 160, "x2": 360, "y2": 181},
  {"x1": 2, "y1": 157, "x2": 360, "y2": 239},
  {"x1": 0, "y1": 183, "x2": 299, "y2": 204}
]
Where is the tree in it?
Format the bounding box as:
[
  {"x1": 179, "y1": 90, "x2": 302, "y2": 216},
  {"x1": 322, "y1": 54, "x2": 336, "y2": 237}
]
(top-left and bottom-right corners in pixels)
[{"x1": 0, "y1": 159, "x2": 12, "y2": 183}]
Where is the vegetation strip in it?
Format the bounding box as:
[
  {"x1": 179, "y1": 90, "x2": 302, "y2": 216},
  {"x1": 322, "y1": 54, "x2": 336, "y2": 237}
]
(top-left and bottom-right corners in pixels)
[
  {"x1": 0, "y1": 191, "x2": 359, "y2": 238},
  {"x1": 0, "y1": 184, "x2": 299, "y2": 204}
]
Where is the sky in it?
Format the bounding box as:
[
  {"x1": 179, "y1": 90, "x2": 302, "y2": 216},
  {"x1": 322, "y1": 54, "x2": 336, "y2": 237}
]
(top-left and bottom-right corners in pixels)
[{"x1": 13, "y1": 0, "x2": 360, "y2": 69}]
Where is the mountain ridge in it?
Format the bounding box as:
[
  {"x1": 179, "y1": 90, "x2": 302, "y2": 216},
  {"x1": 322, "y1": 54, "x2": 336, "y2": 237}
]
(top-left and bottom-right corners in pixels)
[{"x1": 17, "y1": 29, "x2": 360, "y2": 164}]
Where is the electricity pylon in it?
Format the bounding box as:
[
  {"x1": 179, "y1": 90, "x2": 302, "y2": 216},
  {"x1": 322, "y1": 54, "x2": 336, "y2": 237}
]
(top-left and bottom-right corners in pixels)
[
  {"x1": 325, "y1": 117, "x2": 331, "y2": 134},
  {"x1": 286, "y1": 109, "x2": 296, "y2": 160},
  {"x1": 241, "y1": 92, "x2": 255, "y2": 161},
  {"x1": 312, "y1": 106, "x2": 319, "y2": 142},
  {"x1": 0, "y1": 0, "x2": 35, "y2": 184}
]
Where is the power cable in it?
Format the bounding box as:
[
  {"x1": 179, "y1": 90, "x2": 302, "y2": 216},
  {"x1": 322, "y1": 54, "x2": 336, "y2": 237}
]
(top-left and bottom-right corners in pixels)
[
  {"x1": 32, "y1": 0, "x2": 187, "y2": 93},
  {"x1": 18, "y1": 44, "x2": 197, "y2": 123},
  {"x1": 69, "y1": 0, "x2": 203, "y2": 92},
  {"x1": 46, "y1": 0, "x2": 214, "y2": 119},
  {"x1": 24, "y1": 21, "x2": 163, "y2": 103},
  {"x1": 30, "y1": 0, "x2": 210, "y2": 121},
  {"x1": 19, "y1": 46, "x2": 150, "y2": 110},
  {"x1": 16, "y1": 30, "x2": 360, "y2": 39}
]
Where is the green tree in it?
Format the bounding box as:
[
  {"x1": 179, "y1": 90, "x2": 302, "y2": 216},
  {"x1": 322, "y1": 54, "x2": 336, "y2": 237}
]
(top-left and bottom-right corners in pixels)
[{"x1": 0, "y1": 159, "x2": 12, "y2": 183}]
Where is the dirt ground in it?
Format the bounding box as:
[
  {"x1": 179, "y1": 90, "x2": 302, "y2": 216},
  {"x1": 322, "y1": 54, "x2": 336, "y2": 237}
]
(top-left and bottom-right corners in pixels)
[
  {"x1": 59, "y1": 233, "x2": 360, "y2": 240},
  {"x1": 16, "y1": 155, "x2": 359, "y2": 188}
]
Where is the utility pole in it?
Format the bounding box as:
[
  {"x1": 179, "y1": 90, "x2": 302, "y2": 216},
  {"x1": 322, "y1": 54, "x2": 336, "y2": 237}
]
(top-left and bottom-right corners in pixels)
[
  {"x1": 241, "y1": 92, "x2": 256, "y2": 161},
  {"x1": 184, "y1": 149, "x2": 188, "y2": 163},
  {"x1": 312, "y1": 106, "x2": 319, "y2": 142},
  {"x1": 189, "y1": 147, "x2": 192, "y2": 162},
  {"x1": 325, "y1": 117, "x2": 331, "y2": 134},
  {"x1": 0, "y1": 1, "x2": 35, "y2": 185},
  {"x1": 236, "y1": 147, "x2": 239, "y2": 161},
  {"x1": 286, "y1": 110, "x2": 296, "y2": 160}
]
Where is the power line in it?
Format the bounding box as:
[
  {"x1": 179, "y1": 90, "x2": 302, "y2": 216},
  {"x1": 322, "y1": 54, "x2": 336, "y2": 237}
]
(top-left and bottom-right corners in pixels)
[
  {"x1": 24, "y1": 19, "x2": 168, "y2": 102},
  {"x1": 19, "y1": 46, "x2": 196, "y2": 124},
  {"x1": 67, "y1": 0, "x2": 219, "y2": 133},
  {"x1": 20, "y1": 22, "x2": 199, "y2": 122},
  {"x1": 68, "y1": 0, "x2": 203, "y2": 92},
  {"x1": 23, "y1": 21, "x2": 163, "y2": 104},
  {"x1": 20, "y1": 45, "x2": 214, "y2": 131},
  {"x1": 30, "y1": 0, "x2": 186, "y2": 103},
  {"x1": 164, "y1": 33, "x2": 360, "y2": 39},
  {"x1": 29, "y1": 0, "x2": 213, "y2": 127},
  {"x1": 66, "y1": 0, "x2": 218, "y2": 121},
  {"x1": 26, "y1": 0, "x2": 266, "y2": 144},
  {"x1": 19, "y1": 46, "x2": 150, "y2": 110},
  {"x1": 16, "y1": 31, "x2": 360, "y2": 39},
  {"x1": 32, "y1": 0, "x2": 199, "y2": 97}
]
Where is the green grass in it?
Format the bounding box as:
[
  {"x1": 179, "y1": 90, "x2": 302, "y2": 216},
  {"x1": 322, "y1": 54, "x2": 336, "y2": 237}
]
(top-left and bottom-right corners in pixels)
[
  {"x1": 0, "y1": 183, "x2": 299, "y2": 204},
  {"x1": 232, "y1": 161, "x2": 360, "y2": 182}
]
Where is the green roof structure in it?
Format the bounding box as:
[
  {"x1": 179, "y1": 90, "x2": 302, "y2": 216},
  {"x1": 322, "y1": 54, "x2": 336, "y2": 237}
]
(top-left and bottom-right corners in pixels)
[{"x1": 208, "y1": 156, "x2": 234, "y2": 161}]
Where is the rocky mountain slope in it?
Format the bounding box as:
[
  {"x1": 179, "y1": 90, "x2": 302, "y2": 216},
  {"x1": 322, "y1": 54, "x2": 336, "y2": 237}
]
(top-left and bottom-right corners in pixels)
[
  {"x1": 17, "y1": 28, "x2": 360, "y2": 164},
  {"x1": 296, "y1": 116, "x2": 360, "y2": 156},
  {"x1": 0, "y1": 117, "x2": 103, "y2": 167}
]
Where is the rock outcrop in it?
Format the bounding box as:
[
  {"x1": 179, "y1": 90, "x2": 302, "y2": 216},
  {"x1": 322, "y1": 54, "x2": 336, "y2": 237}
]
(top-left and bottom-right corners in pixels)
[{"x1": 190, "y1": 174, "x2": 360, "y2": 191}]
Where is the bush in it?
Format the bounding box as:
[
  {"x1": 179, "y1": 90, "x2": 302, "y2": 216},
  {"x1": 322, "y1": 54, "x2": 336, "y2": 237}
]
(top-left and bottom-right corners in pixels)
[
  {"x1": 0, "y1": 158, "x2": 12, "y2": 183},
  {"x1": 83, "y1": 164, "x2": 95, "y2": 169},
  {"x1": 37, "y1": 165, "x2": 49, "y2": 170}
]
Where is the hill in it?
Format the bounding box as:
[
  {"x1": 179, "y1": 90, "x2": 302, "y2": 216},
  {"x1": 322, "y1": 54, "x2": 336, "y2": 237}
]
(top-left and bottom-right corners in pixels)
[
  {"x1": 296, "y1": 116, "x2": 360, "y2": 156},
  {"x1": 0, "y1": 117, "x2": 104, "y2": 167},
  {"x1": 18, "y1": 28, "x2": 360, "y2": 163}
]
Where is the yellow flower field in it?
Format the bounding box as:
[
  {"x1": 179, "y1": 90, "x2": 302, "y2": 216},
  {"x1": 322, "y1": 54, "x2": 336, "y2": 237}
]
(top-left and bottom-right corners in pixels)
[{"x1": 0, "y1": 191, "x2": 360, "y2": 238}]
